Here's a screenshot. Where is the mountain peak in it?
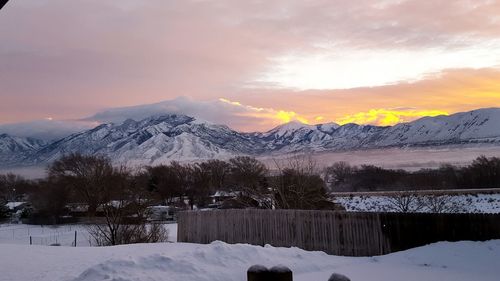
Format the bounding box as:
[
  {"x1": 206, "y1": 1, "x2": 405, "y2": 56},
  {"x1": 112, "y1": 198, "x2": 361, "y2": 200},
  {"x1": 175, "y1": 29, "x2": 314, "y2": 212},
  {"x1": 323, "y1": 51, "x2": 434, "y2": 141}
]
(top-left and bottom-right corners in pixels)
[
  {"x1": 316, "y1": 122, "x2": 341, "y2": 132},
  {"x1": 268, "y1": 120, "x2": 312, "y2": 132}
]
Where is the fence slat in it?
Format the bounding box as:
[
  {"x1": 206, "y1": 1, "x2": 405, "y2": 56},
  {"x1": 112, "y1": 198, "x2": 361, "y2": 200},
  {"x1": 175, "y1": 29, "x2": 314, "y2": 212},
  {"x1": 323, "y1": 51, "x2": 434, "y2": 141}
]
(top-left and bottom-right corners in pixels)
[{"x1": 177, "y1": 210, "x2": 500, "y2": 256}]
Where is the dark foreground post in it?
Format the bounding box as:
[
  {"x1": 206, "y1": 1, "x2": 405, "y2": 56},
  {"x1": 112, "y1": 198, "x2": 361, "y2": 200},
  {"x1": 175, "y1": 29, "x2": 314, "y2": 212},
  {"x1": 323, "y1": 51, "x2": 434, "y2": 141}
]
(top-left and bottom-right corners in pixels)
[
  {"x1": 0, "y1": 0, "x2": 9, "y2": 10},
  {"x1": 247, "y1": 265, "x2": 293, "y2": 281},
  {"x1": 248, "y1": 265, "x2": 269, "y2": 281},
  {"x1": 328, "y1": 273, "x2": 351, "y2": 281},
  {"x1": 269, "y1": 265, "x2": 292, "y2": 281}
]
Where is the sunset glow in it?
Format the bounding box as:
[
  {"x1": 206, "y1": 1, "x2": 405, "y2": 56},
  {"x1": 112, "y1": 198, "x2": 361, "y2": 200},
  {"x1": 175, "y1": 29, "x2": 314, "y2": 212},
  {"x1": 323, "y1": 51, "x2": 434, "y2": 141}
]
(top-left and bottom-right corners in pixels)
[
  {"x1": 335, "y1": 109, "x2": 449, "y2": 126},
  {"x1": 1, "y1": 1, "x2": 500, "y2": 131},
  {"x1": 219, "y1": 98, "x2": 450, "y2": 127},
  {"x1": 218, "y1": 97, "x2": 311, "y2": 127}
]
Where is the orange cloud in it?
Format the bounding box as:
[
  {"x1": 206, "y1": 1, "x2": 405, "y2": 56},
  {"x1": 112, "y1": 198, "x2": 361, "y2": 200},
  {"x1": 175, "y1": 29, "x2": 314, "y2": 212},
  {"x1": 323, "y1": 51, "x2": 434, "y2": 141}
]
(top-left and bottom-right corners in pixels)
[
  {"x1": 218, "y1": 97, "x2": 311, "y2": 126},
  {"x1": 335, "y1": 109, "x2": 449, "y2": 126},
  {"x1": 219, "y1": 97, "x2": 450, "y2": 128},
  {"x1": 275, "y1": 111, "x2": 309, "y2": 124},
  {"x1": 236, "y1": 67, "x2": 500, "y2": 129}
]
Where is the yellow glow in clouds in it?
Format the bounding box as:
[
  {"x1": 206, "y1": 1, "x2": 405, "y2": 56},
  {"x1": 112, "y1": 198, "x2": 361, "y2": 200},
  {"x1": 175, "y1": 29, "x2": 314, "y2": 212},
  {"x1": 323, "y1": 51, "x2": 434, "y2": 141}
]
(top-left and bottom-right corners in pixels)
[
  {"x1": 336, "y1": 109, "x2": 448, "y2": 126},
  {"x1": 219, "y1": 97, "x2": 450, "y2": 127},
  {"x1": 275, "y1": 111, "x2": 309, "y2": 124}
]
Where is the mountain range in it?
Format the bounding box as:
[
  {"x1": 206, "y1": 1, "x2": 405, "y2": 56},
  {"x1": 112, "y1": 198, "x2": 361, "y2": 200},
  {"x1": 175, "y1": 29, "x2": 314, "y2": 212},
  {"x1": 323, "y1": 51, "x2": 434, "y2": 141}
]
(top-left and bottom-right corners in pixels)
[{"x1": 1, "y1": 108, "x2": 500, "y2": 167}]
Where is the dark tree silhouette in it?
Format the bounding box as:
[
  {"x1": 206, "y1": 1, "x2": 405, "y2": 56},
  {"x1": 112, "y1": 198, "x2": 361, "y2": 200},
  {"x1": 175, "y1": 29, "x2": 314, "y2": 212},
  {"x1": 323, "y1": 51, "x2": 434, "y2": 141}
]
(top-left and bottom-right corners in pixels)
[{"x1": 48, "y1": 153, "x2": 115, "y2": 216}]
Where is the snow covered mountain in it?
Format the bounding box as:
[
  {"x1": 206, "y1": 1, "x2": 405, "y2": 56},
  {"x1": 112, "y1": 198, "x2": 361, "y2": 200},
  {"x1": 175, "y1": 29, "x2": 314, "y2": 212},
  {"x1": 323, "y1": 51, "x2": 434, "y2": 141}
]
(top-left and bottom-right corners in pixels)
[
  {"x1": 26, "y1": 115, "x2": 261, "y2": 166},
  {"x1": 374, "y1": 108, "x2": 500, "y2": 147},
  {"x1": 256, "y1": 121, "x2": 344, "y2": 152},
  {"x1": 0, "y1": 134, "x2": 46, "y2": 165},
  {"x1": 1, "y1": 108, "x2": 500, "y2": 167},
  {"x1": 260, "y1": 108, "x2": 500, "y2": 153}
]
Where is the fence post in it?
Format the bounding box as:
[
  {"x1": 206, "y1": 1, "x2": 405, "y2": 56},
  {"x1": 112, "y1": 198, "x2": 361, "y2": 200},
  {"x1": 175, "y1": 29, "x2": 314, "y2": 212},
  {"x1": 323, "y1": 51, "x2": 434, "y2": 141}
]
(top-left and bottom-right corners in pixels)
[
  {"x1": 74, "y1": 231, "x2": 77, "y2": 247},
  {"x1": 29, "y1": 236, "x2": 32, "y2": 245}
]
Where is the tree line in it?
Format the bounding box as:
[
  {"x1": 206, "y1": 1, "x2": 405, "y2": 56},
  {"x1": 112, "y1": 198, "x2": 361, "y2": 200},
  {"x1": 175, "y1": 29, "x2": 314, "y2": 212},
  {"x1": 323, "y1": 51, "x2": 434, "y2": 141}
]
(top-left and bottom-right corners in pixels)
[
  {"x1": 2, "y1": 154, "x2": 500, "y2": 220},
  {"x1": 1, "y1": 154, "x2": 336, "y2": 245},
  {"x1": 324, "y1": 155, "x2": 500, "y2": 192},
  {"x1": 0, "y1": 154, "x2": 338, "y2": 220}
]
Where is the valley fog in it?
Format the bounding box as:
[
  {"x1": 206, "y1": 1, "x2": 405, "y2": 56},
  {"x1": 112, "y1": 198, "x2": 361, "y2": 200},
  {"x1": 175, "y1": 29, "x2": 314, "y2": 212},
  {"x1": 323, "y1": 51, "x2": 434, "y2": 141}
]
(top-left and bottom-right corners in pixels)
[
  {"x1": 5, "y1": 146, "x2": 500, "y2": 179},
  {"x1": 260, "y1": 146, "x2": 500, "y2": 170}
]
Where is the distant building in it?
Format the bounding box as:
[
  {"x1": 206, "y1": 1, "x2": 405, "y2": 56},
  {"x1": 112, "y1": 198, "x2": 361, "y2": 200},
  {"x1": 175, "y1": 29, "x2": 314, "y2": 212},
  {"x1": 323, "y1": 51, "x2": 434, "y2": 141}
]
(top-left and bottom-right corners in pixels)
[
  {"x1": 146, "y1": 205, "x2": 177, "y2": 221},
  {"x1": 210, "y1": 190, "x2": 240, "y2": 204},
  {"x1": 5, "y1": 201, "x2": 29, "y2": 213}
]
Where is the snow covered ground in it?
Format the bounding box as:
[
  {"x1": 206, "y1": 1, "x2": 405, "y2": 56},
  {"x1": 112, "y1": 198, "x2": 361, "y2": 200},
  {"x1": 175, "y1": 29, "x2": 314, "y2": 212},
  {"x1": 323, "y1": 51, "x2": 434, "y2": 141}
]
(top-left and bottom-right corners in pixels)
[
  {"x1": 0, "y1": 240, "x2": 499, "y2": 281},
  {"x1": 335, "y1": 193, "x2": 500, "y2": 213},
  {"x1": 0, "y1": 222, "x2": 498, "y2": 280},
  {"x1": 0, "y1": 223, "x2": 178, "y2": 246}
]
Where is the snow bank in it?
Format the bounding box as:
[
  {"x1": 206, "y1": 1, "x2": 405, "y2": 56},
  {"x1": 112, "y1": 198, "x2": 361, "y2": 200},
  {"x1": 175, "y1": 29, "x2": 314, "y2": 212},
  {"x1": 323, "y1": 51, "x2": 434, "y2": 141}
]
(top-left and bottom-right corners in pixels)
[
  {"x1": 1, "y1": 240, "x2": 499, "y2": 281},
  {"x1": 335, "y1": 193, "x2": 500, "y2": 213}
]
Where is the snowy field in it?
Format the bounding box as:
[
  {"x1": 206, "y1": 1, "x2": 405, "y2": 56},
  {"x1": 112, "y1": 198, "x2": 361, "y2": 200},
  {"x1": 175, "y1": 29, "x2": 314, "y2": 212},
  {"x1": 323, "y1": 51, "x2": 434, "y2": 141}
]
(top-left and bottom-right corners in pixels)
[
  {"x1": 0, "y1": 223, "x2": 178, "y2": 246},
  {"x1": 335, "y1": 193, "x2": 500, "y2": 213},
  {"x1": 1, "y1": 240, "x2": 499, "y2": 281}
]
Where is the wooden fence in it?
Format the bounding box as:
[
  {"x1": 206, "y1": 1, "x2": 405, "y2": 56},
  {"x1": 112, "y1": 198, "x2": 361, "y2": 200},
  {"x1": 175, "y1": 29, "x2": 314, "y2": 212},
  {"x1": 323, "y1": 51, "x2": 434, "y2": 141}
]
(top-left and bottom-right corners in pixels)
[{"x1": 177, "y1": 209, "x2": 500, "y2": 256}]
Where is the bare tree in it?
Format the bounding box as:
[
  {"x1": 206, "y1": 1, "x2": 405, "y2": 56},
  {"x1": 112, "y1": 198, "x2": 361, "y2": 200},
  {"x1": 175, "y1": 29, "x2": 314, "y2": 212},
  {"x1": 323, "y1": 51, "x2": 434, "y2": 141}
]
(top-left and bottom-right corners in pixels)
[
  {"x1": 228, "y1": 156, "x2": 268, "y2": 202},
  {"x1": 384, "y1": 192, "x2": 425, "y2": 213},
  {"x1": 324, "y1": 162, "x2": 355, "y2": 189},
  {"x1": 145, "y1": 164, "x2": 184, "y2": 204},
  {"x1": 169, "y1": 162, "x2": 195, "y2": 209},
  {"x1": 87, "y1": 167, "x2": 168, "y2": 246},
  {"x1": 48, "y1": 153, "x2": 114, "y2": 216},
  {"x1": 197, "y1": 159, "x2": 231, "y2": 191},
  {"x1": 272, "y1": 155, "x2": 334, "y2": 210},
  {"x1": 88, "y1": 201, "x2": 168, "y2": 246},
  {"x1": 466, "y1": 155, "x2": 500, "y2": 188},
  {"x1": 0, "y1": 173, "x2": 30, "y2": 202},
  {"x1": 420, "y1": 195, "x2": 470, "y2": 213},
  {"x1": 29, "y1": 179, "x2": 70, "y2": 222},
  {"x1": 189, "y1": 163, "x2": 212, "y2": 208}
]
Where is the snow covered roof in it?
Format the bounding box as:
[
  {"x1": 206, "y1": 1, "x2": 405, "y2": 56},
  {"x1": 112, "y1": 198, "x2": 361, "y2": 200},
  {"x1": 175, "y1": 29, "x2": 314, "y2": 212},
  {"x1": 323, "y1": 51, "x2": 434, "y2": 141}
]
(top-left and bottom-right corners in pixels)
[
  {"x1": 147, "y1": 205, "x2": 171, "y2": 210},
  {"x1": 5, "y1": 202, "x2": 27, "y2": 210},
  {"x1": 211, "y1": 191, "x2": 240, "y2": 197}
]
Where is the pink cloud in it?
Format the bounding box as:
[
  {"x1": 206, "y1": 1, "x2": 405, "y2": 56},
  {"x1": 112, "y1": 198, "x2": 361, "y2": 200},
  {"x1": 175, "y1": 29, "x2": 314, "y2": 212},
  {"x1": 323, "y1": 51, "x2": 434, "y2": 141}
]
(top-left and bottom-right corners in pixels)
[{"x1": 1, "y1": 1, "x2": 500, "y2": 125}]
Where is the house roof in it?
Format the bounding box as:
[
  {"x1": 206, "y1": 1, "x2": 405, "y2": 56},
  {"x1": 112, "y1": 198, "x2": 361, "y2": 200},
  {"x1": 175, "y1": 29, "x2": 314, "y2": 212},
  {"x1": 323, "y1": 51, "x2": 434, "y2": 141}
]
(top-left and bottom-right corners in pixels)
[{"x1": 5, "y1": 202, "x2": 27, "y2": 210}]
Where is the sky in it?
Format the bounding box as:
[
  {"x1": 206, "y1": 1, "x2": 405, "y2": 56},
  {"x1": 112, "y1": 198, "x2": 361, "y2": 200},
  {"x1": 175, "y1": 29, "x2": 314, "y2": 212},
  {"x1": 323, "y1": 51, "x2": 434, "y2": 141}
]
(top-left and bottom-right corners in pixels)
[{"x1": 1, "y1": 0, "x2": 500, "y2": 133}]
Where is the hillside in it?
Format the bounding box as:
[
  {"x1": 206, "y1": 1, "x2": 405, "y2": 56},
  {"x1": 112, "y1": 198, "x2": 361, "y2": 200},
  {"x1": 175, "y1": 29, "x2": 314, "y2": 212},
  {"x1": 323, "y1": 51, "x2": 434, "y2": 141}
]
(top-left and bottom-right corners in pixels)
[{"x1": 1, "y1": 108, "x2": 500, "y2": 167}]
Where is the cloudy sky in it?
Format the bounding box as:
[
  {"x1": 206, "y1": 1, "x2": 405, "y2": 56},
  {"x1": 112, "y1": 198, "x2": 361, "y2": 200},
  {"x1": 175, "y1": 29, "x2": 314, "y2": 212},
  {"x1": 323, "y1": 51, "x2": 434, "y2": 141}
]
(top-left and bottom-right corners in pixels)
[{"x1": 1, "y1": 0, "x2": 500, "y2": 132}]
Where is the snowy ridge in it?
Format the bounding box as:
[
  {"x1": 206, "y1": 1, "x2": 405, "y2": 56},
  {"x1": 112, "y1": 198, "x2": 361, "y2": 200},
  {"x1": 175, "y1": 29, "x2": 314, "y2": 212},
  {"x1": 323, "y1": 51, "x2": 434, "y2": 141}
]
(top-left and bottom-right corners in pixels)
[
  {"x1": 259, "y1": 108, "x2": 500, "y2": 153},
  {"x1": 1, "y1": 108, "x2": 500, "y2": 167},
  {"x1": 375, "y1": 108, "x2": 500, "y2": 147},
  {"x1": 0, "y1": 134, "x2": 46, "y2": 165},
  {"x1": 24, "y1": 114, "x2": 259, "y2": 166}
]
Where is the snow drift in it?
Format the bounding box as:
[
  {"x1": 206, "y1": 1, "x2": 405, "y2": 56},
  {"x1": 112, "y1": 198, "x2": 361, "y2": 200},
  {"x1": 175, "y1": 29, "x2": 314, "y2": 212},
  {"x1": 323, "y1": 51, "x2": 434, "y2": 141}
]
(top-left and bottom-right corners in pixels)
[{"x1": 1, "y1": 240, "x2": 499, "y2": 281}]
